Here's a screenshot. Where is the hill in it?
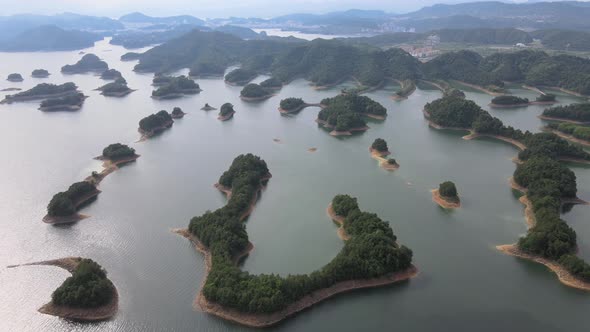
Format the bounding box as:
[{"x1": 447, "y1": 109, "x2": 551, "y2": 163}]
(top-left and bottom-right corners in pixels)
[{"x1": 0, "y1": 25, "x2": 100, "y2": 51}]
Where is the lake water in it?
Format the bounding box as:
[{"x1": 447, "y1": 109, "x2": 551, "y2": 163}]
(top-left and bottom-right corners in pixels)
[
  {"x1": 252, "y1": 28, "x2": 355, "y2": 40},
  {"x1": 1, "y1": 38, "x2": 589, "y2": 332}
]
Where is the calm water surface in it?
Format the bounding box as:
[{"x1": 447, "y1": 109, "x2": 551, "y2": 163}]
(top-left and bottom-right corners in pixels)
[{"x1": 0, "y1": 39, "x2": 589, "y2": 331}]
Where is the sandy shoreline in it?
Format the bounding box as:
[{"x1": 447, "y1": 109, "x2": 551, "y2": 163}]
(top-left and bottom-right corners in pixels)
[
  {"x1": 452, "y1": 80, "x2": 504, "y2": 96},
  {"x1": 431, "y1": 189, "x2": 460, "y2": 209},
  {"x1": 327, "y1": 204, "x2": 350, "y2": 241},
  {"x1": 369, "y1": 148, "x2": 399, "y2": 171},
  {"x1": 278, "y1": 102, "x2": 322, "y2": 114},
  {"x1": 462, "y1": 131, "x2": 526, "y2": 151},
  {"x1": 218, "y1": 111, "x2": 235, "y2": 121},
  {"x1": 538, "y1": 115, "x2": 590, "y2": 125},
  {"x1": 151, "y1": 89, "x2": 201, "y2": 100},
  {"x1": 544, "y1": 128, "x2": 590, "y2": 148},
  {"x1": 42, "y1": 189, "x2": 101, "y2": 224},
  {"x1": 7, "y1": 257, "x2": 119, "y2": 321}
]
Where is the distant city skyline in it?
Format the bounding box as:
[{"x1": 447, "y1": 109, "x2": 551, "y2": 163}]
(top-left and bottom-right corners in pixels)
[{"x1": 0, "y1": 0, "x2": 584, "y2": 19}]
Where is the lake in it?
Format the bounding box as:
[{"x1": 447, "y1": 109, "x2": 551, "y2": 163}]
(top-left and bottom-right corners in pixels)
[{"x1": 0, "y1": 38, "x2": 589, "y2": 332}]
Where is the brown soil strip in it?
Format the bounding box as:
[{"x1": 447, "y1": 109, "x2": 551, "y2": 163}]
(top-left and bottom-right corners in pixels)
[
  {"x1": 452, "y1": 80, "x2": 504, "y2": 96},
  {"x1": 307, "y1": 147, "x2": 317, "y2": 152},
  {"x1": 7, "y1": 257, "x2": 119, "y2": 321},
  {"x1": 369, "y1": 148, "x2": 399, "y2": 171},
  {"x1": 544, "y1": 128, "x2": 590, "y2": 148},
  {"x1": 538, "y1": 115, "x2": 590, "y2": 125},
  {"x1": 327, "y1": 203, "x2": 351, "y2": 241},
  {"x1": 462, "y1": 131, "x2": 526, "y2": 151},
  {"x1": 218, "y1": 111, "x2": 235, "y2": 121},
  {"x1": 42, "y1": 189, "x2": 101, "y2": 224},
  {"x1": 431, "y1": 189, "x2": 460, "y2": 209}
]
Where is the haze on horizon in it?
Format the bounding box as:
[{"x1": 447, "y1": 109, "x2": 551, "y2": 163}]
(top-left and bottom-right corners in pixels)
[{"x1": 1, "y1": 0, "x2": 585, "y2": 18}]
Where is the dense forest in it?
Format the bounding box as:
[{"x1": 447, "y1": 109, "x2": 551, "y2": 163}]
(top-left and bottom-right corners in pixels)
[
  {"x1": 97, "y1": 78, "x2": 131, "y2": 95},
  {"x1": 490, "y1": 95, "x2": 529, "y2": 106},
  {"x1": 61, "y1": 54, "x2": 109, "y2": 74},
  {"x1": 7, "y1": 73, "x2": 23, "y2": 82},
  {"x1": 171, "y1": 107, "x2": 185, "y2": 118},
  {"x1": 536, "y1": 94, "x2": 556, "y2": 103},
  {"x1": 225, "y1": 68, "x2": 258, "y2": 85},
  {"x1": 152, "y1": 76, "x2": 200, "y2": 98},
  {"x1": 102, "y1": 143, "x2": 135, "y2": 160},
  {"x1": 5, "y1": 82, "x2": 77, "y2": 99},
  {"x1": 100, "y1": 69, "x2": 122, "y2": 80},
  {"x1": 51, "y1": 259, "x2": 114, "y2": 308},
  {"x1": 39, "y1": 92, "x2": 86, "y2": 109},
  {"x1": 31, "y1": 69, "x2": 50, "y2": 78},
  {"x1": 439, "y1": 181, "x2": 458, "y2": 200},
  {"x1": 259, "y1": 77, "x2": 282, "y2": 89},
  {"x1": 542, "y1": 103, "x2": 590, "y2": 122},
  {"x1": 371, "y1": 138, "x2": 389, "y2": 153},
  {"x1": 548, "y1": 123, "x2": 590, "y2": 141},
  {"x1": 47, "y1": 181, "x2": 97, "y2": 217},
  {"x1": 139, "y1": 110, "x2": 173, "y2": 132},
  {"x1": 279, "y1": 97, "x2": 305, "y2": 111},
  {"x1": 240, "y1": 83, "x2": 272, "y2": 98},
  {"x1": 187, "y1": 155, "x2": 412, "y2": 313},
  {"x1": 319, "y1": 93, "x2": 386, "y2": 131},
  {"x1": 219, "y1": 103, "x2": 235, "y2": 117}
]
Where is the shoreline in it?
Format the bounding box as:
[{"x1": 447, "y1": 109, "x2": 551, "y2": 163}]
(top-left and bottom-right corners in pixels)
[
  {"x1": 7, "y1": 257, "x2": 119, "y2": 321},
  {"x1": 462, "y1": 131, "x2": 526, "y2": 151},
  {"x1": 39, "y1": 104, "x2": 83, "y2": 112},
  {"x1": 1, "y1": 90, "x2": 80, "y2": 104},
  {"x1": 90, "y1": 154, "x2": 141, "y2": 184},
  {"x1": 431, "y1": 189, "x2": 460, "y2": 209},
  {"x1": 391, "y1": 79, "x2": 416, "y2": 101},
  {"x1": 42, "y1": 189, "x2": 101, "y2": 224},
  {"x1": 452, "y1": 80, "x2": 504, "y2": 96},
  {"x1": 171, "y1": 112, "x2": 186, "y2": 119},
  {"x1": 538, "y1": 115, "x2": 590, "y2": 125},
  {"x1": 151, "y1": 89, "x2": 201, "y2": 100},
  {"x1": 489, "y1": 102, "x2": 530, "y2": 108},
  {"x1": 101, "y1": 89, "x2": 135, "y2": 97},
  {"x1": 327, "y1": 203, "x2": 350, "y2": 241},
  {"x1": 201, "y1": 105, "x2": 217, "y2": 111},
  {"x1": 218, "y1": 111, "x2": 235, "y2": 121},
  {"x1": 240, "y1": 94, "x2": 274, "y2": 102},
  {"x1": 544, "y1": 127, "x2": 590, "y2": 148},
  {"x1": 278, "y1": 102, "x2": 322, "y2": 114},
  {"x1": 138, "y1": 120, "x2": 174, "y2": 141}
]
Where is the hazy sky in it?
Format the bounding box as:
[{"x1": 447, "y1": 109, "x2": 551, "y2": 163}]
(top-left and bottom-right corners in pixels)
[{"x1": 0, "y1": 0, "x2": 548, "y2": 18}]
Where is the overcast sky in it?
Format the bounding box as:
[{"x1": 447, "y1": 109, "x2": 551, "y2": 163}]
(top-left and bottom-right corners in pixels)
[{"x1": 0, "y1": 0, "x2": 577, "y2": 18}]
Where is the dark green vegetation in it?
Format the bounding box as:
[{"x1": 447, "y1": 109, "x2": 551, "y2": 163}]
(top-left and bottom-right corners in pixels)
[
  {"x1": 102, "y1": 143, "x2": 135, "y2": 160},
  {"x1": 240, "y1": 83, "x2": 272, "y2": 99},
  {"x1": 110, "y1": 25, "x2": 200, "y2": 49},
  {"x1": 187, "y1": 155, "x2": 412, "y2": 313},
  {"x1": 443, "y1": 88, "x2": 465, "y2": 99},
  {"x1": 47, "y1": 181, "x2": 97, "y2": 217},
  {"x1": 371, "y1": 138, "x2": 388, "y2": 153},
  {"x1": 121, "y1": 52, "x2": 142, "y2": 61},
  {"x1": 61, "y1": 54, "x2": 108, "y2": 74},
  {"x1": 225, "y1": 68, "x2": 257, "y2": 85},
  {"x1": 319, "y1": 93, "x2": 386, "y2": 132},
  {"x1": 536, "y1": 94, "x2": 556, "y2": 103},
  {"x1": 531, "y1": 29, "x2": 590, "y2": 52},
  {"x1": 6, "y1": 82, "x2": 77, "y2": 100},
  {"x1": 434, "y1": 28, "x2": 532, "y2": 45},
  {"x1": 219, "y1": 103, "x2": 235, "y2": 117},
  {"x1": 387, "y1": 158, "x2": 397, "y2": 165},
  {"x1": 152, "y1": 76, "x2": 200, "y2": 98},
  {"x1": 100, "y1": 69, "x2": 122, "y2": 80},
  {"x1": 490, "y1": 95, "x2": 529, "y2": 106},
  {"x1": 39, "y1": 92, "x2": 85, "y2": 110},
  {"x1": 259, "y1": 77, "x2": 282, "y2": 89},
  {"x1": 51, "y1": 259, "x2": 114, "y2": 308},
  {"x1": 518, "y1": 133, "x2": 589, "y2": 162},
  {"x1": 31, "y1": 69, "x2": 50, "y2": 78},
  {"x1": 439, "y1": 181, "x2": 458, "y2": 199},
  {"x1": 395, "y1": 80, "x2": 416, "y2": 98},
  {"x1": 542, "y1": 103, "x2": 590, "y2": 122},
  {"x1": 0, "y1": 25, "x2": 100, "y2": 52},
  {"x1": 7, "y1": 73, "x2": 23, "y2": 82},
  {"x1": 279, "y1": 98, "x2": 304, "y2": 111},
  {"x1": 152, "y1": 75, "x2": 173, "y2": 86},
  {"x1": 548, "y1": 123, "x2": 590, "y2": 142},
  {"x1": 139, "y1": 110, "x2": 173, "y2": 133},
  {"x1": 97, "y1": 78, "x2": 132, "y2": 96},
  {"x1": 171, "y1": 107, "x2": 185, "y2": 117}
]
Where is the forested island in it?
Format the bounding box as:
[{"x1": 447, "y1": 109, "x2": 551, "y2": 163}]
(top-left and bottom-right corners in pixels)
[
  {"x1": 240, "y1": 83, "x2": 273, "y2": 101},
  {"x1": 546, "y1": 123, "x2": 590, "y2": 147},
  {"x1": 151, "y1": 76, "x2": 200, "y2": 99},
  {"x1": 278, "y1": 97, "x2": 309, "y2": 114},
  {"x1": 432, "y1": 181, "x2": 460, "y2": 209},
  {"x1": 61, "y1": 54, "x2": 109, "y2": 74},
  {"x1": 225, "y1": 68, "x2": 257, "y2": 85},
  {"x1": 31, "y1": 69, "x2": 50, "y2": 78},
  {"x1": 175, "y1": 154, "x2": 416, "y2": 327},
  {"x1": 260, "y1": 77, "x2": 283, "y2": 90},
  {"x1": 218, "y1": 103, "x2": 235, "y2": 121},
  {"x1": 92, "y1": 143, "x2": 140, "y2": 182},
  {"x1": 540, "y1": 103, "x2": 590, "y2": 124},
  {"x1": 369, "y1": 138, "x2": 399, "y2": 170},
  {"x1": 171, "y1": 107, "x2": 186, "y2": 119},
  {"x1": 138, "y1": 110, "x2": 173, "y2": 139},
  {"x1": 534, "y1": 94, "x2": 557, "y2": 104},
  {"x1": 201, "y1": 103, "x2": 216, "y2": 111},
  {"x1": 1, "y1": 82, "x2": 78, "y2": 104},
  {"x1": 152, "y1": 75, "x2": 173, "y2": 86},
  {"x1": 7, "y1": 73, "x2": 23, "y2": 82},
  {"x1": 317, "y1": 93, "x2": 386, "y2": 136},
  {"x1": 489, "y1": 95, "x2": 530, "y2": 108},
  {"x1": 100, "y1": 69, "x2": 123, "y2": 80},
  {"x1": 44, "y1": 181, "x2": 100, "y2": 224},
  {"x1": 39, "y1": 92, "x2": 87, "y2": 111},
  {"x1": 96, "y1": 78, "x2": 134, "y2": 97}
]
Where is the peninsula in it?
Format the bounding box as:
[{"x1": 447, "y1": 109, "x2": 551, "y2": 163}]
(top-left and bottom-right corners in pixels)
[
  {"x1": 392, "y1": 79, "x2": 416, "y2": 100},
  {"x1": 138, "y1": 110, "x2": 174, "y2": 139},
  {"x1": 432, "y1": 181, "x2": 461, "y2": 209},
  {"x1": 176, "y1": 154, "x2": 416, "y2": 327},
  {"x1": 278, "y1": 98, "x2": 320, "y2": 114},
  {"x1": 61, "y1": 54, "x2": 109, "y2": 74},
  {"x1": 38, "y1": 92, "x2": 87, "y2": 111},
  {"x1": 1, "y1": 82, "x2": 78, "y2": 104},
  {"x1": 9, "y1": 257, "x2": 118, "y2": 321},
  {"x1": 545, "y1": 122, "x2": 590, "y2": 147},
  {"x1": 240, "y1": 83, "x2": 273, "y2": 101},
  {"x1": 218, "y1": 103, "x2": 235, "y2": 121}
]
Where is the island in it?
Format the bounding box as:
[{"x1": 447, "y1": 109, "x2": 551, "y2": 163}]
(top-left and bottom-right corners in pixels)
[
  {"x1": 100, "y1": 69, "x2": 123, "y2": 80},
  {"x1": 317, "y1": 93, "x2": 386, "y2": 136},
  {"x1": 224, "y1": 68, "x2": 257, "y2": 85},
  {"x1": 369, "y1": 138, "x2": 398, "y2": 170},
  {"x1": 174, "y1": 154, "x2": 416, "y2": 327},
  {"x1": 545, "y1": 122, "x2": 590, "y2": 147},
  {"x1": 39, "y1": 92, "x2": 87, "y2": 112},
  {"x1": 432, "y1": 181, "x2": 461, "y2": 209},
  {"x1": 1, "y1": 82, "x2": 79, "y2": 104},
  {"x1": 201, "y1": 103, "x2": 216, "y2": 111},
  {"x1": 278, "y1": 97, "x2": 321, "y2": 114},
  {"x1": 240, "y1": 83, "x2": 273, "y2": 101},
  {"x1": 43, "y1": 181, "x2": 100, "y2": 224},
  {"x1": 138, "y1": 110, "x2": 173, "y2": 139},
  {"x1": 91, "y1": 143, "x2": 140, "y2": 181},
  {"x1": 7, "y1": 73, "x2": 23, "y2": 82},
  {"x1": 218, "y1": 103, "x2": 235, "y2": 121},
  {"x1": 533, "y1": 93, "x2": 557, "y2": 105},
  {"x1": 489, "y1": 95, "x2": 530, "y2": 108},
  {"x1": 152, "y1": 75, "x2": 173, "y2": 86},
  {"x1": 96, "y1": 78, "x2": 134, "y2": 97},
  {"x1": 171, "y1": 106, "x2": 186, "y2": 119},
  {"x1": 392, "y1": 79, "x2": 416, "y2": 100},
  {"x1": 443, "y1": 88, "x2": 466, "y2": 99},
  {"x1": 61, "y1": 54, "x2": 109, "y2": 74},
  {"x1": 539, "y1": 103, "x2": 590, "y2": 124},
  {"x1": 8, "y1": 257, "x2": 118, "y2": 321},
  {"x1": 31, "y1": 69, "x2": 50, "y2": 78},
  {"x1": 151, "y1": 76, "x2": 201, "y2": 100},
  {"x1": 259, "y1": 77, "x2": 283, "y2": 90}
]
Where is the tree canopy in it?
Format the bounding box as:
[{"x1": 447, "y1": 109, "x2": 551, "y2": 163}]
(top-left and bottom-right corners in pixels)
[
  {"x1": 139, "y1": 110, "x2": 173, "y2": 132},
  {"x1": 371, "y1": 138, "x2": 389, "y2": 152},
  {"x1": 102, "y1": 143, "x2": 135, "y2": 160},
  {"x1": 51, "y1": 259, "x2": 114, "y2": 308},
  {"x1": 47, "y1": 181, "x2": 97, "y2": 217}
]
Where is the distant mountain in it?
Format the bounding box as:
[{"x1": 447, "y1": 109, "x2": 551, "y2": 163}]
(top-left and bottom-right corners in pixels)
[
  {"x1": 119, "y1": 12, "x2": 205, "y2": 26},
  {"x1": 0, "y1": 25, "x2": 101, "y2": 51},
  {"x1": 0, "y1": 13, "x2": 122, "y2": 41},
  {"x1": 214, "y1": 26, "x2": 261, "y2": 40},
  {"x1": 271, "y1": 9, "x2": 390, "y2": 28}
]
